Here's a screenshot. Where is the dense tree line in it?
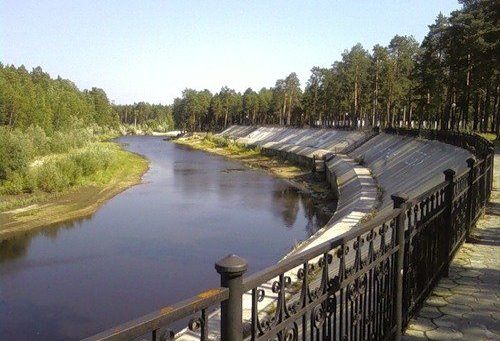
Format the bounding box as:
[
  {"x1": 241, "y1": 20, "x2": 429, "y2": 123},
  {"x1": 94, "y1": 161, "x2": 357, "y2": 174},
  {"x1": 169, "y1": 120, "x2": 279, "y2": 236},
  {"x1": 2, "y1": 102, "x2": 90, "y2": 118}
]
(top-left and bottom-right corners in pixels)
[
  {"x1": 0, "y1": 64, "x2": 174, "y2": 133},
  {"x1": 114, "y1": 102, "x2": 173, "y2": 132},
  {"x1": 0, "y1": 64, "x2": 119, "y2": 132},
  {"x1": 172, "y1": 0, "x2": 498, "y2": 136}
]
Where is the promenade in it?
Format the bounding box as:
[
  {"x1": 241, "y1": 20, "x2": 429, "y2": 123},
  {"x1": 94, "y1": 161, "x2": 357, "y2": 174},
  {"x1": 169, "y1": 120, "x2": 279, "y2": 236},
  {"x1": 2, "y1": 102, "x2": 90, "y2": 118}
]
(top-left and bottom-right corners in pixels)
[{"x1": 404, "y1": 146, "x2": 500, "y2": 340}]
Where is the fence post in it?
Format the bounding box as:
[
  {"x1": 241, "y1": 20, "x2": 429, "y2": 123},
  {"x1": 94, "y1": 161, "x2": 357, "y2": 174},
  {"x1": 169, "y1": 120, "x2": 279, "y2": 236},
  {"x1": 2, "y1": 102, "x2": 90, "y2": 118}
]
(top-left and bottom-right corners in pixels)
[
  {"x1": 443, "y1": 169, "x2": 456, "y2": 277},
  {"x1": 488, "y1": 146, "x2": 495, "y2": 197},
  {"x1": 481, "y1": 154, "x2": 488, "y2": 207},
  {"x1": 391, "y1": 192, "x2": 409, "y2": 341},
  {"x1": 215, "y1": 254, "x2": 248, "y2": 341},
  {"x1": 466, "y1": 157, "x2": 476, "y2": 238}
]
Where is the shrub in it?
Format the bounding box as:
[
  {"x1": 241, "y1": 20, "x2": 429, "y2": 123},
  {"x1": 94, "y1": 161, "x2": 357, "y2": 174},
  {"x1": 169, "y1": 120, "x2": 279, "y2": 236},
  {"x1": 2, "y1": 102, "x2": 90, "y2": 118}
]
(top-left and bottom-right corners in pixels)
[
  {"x1": 0, "y1": 172, "x2": 25, "y2": 195},
  {"x1": 25, "y1": 125, "x2": 49, "y2": 156},
  {"x1": 70, "y1": 144, "x2": 115, "y2": 176},
  {"x1": 56, "y1": 158, "x2": 82, "y2": 186},
  {"x1": 49, "y1": 129, "x2": 94, "y2": 153},
  {"x1": 36, "y1": 162, "x2": 68, "y2": 193},
  {"x1": 0, "y1": 128, "x2": 34, "y2": 180},
  {"x1": 22, "y1": 170, "x2": 38, "y2": 193}
]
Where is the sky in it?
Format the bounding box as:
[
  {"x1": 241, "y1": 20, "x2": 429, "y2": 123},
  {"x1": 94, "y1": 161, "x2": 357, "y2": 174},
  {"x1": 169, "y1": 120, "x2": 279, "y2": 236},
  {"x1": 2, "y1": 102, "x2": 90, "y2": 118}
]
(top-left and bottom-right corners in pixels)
[{"x1": 1, "y1": 0, "x2": 463, "y2": 105}]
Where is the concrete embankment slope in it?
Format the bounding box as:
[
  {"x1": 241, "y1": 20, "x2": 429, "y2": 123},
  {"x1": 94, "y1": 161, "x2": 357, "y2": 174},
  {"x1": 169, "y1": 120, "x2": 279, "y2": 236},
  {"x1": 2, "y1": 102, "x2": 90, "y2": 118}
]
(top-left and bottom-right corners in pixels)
[
  {"x1": 221, "y1": 125, "x2": 472, "y2": 228},
  {"x1": 349, "y1": 133, "x2": 472, "y2": 215}
]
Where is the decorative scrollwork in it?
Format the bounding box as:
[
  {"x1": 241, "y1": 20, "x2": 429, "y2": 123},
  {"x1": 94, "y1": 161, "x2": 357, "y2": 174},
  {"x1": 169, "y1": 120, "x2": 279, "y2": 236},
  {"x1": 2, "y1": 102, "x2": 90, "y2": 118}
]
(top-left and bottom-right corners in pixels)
[
  {"x1": 272, "y1": 280, "x2": 281, "y2": 293},
  {"x1": 359, "y1": 276, "x2": 367, "y2": 291},
  {"x1": 329, "y1": 275, "x2": 340, "y2": 290},
  {"x1": 312, "y1": 306, "x2": 326, "y2": 329},
  {"x1": 353, "y1": 237, "x2": 365, "y2": 249},
  {"x1": 188, "y1": 317, "x2": 203, "y2": 332},
  {"x1": 352, "y1": 313, "x2": 362, "y2": 326},
  {"x1": 160, "y1": 329, "x2": 175, "y2": 341},
  {"x1": 318, "y1": 252, "x2": 334, "y2": 268},
  {"x1": 336, "y1": 245, "x2": 349, "y2": 258},
  {"x1": 287, "y1": 301, "x2": 299, "y2": 315},
  {"x1": 313, "y1": 287, "x2": 322, "y2": 299},
  {"x1": 257, "y1": 288, "x2": 265, "y2": 302},
  {"x1": 283, "y1": 323, "x2": 298, "y2": 341},
  {"x1": 260, "y1": 316, "x2": 272, "y2": 331},
  {"x1": 297, "y1": 268, "x2": 305, "y2": 280},
  {"x1": 346, "y1": 283, "x2": 354, "y2": 297}
]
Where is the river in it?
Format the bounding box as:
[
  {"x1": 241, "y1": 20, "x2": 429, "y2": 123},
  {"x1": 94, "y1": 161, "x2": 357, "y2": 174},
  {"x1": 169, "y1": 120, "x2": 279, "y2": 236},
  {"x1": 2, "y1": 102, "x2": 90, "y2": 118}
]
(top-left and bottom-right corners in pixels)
[{"x1": 0, "y1": 135, "x2": 332, "y2": 340}]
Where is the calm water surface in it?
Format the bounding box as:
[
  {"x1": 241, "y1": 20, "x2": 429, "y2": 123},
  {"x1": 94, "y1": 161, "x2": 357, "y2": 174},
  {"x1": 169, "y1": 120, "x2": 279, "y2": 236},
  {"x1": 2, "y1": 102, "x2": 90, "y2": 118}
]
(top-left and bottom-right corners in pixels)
[{"x1": 0, "y1": 136, "x2": 331, "y2": 340}]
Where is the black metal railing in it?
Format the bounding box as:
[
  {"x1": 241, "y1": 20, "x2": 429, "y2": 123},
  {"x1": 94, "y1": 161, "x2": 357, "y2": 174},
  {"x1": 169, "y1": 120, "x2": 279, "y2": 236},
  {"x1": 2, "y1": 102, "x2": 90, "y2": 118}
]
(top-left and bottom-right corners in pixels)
[{"x1": 84, "y1": 132, "x2": 494, "y2": 341}]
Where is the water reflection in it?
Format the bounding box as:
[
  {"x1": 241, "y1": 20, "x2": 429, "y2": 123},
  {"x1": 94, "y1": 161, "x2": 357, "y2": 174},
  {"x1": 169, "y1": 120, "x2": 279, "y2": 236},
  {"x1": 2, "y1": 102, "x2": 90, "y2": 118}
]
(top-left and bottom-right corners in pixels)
[{"x1": 1, "y1": 216, "x2": 92, "y2": 263}]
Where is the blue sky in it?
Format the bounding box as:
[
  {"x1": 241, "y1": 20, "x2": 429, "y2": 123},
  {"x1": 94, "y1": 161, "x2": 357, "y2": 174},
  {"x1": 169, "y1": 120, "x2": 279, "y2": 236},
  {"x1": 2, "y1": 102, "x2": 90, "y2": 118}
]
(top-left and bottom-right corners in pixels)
[{"x1": 1, "y1": 0, "x2": 462, "y2": 105}]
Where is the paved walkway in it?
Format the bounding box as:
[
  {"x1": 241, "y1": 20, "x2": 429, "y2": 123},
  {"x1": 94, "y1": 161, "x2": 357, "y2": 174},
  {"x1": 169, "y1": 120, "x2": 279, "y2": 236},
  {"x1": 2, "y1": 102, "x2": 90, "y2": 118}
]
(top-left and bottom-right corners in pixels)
[{"x1": 404, "y1": 146, "x2": 500, "y2": 341}]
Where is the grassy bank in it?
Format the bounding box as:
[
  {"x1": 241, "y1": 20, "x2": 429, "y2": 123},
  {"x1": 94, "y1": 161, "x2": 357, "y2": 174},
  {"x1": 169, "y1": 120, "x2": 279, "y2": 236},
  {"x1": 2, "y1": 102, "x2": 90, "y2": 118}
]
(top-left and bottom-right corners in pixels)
[
  {"x1": 174, "y1": 133, "x2": 336, "y2": 206},
  {"x1": 0, "y1": 140, "x2": 148, "y2": 239}
]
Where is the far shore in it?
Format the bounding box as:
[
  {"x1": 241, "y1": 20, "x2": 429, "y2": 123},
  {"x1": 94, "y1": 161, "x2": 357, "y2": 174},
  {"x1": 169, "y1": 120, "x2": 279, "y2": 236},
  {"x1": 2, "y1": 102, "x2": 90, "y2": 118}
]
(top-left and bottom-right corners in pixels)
[{"x1": 0, "y1": 144, "x2": 149, "y2": 240}]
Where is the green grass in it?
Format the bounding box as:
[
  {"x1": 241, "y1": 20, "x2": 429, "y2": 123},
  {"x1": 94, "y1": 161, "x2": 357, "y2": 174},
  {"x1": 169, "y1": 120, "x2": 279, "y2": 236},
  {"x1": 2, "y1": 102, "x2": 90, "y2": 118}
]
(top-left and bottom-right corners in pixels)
[
  {"x1": 477, "y1": 132, "x2": 500, "y2": 148},
  {"x1": 478, "y1": 132, "x2": 497, "y2": 141},
  {"x1": 202, "y1": 133, "x2": 261, "y2": 156}
]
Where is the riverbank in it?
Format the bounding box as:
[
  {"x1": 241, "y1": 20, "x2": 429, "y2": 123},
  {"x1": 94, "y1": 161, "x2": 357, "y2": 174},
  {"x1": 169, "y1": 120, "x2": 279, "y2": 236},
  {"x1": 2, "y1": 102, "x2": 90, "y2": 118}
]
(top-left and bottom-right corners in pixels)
[
  {"x1": 0, "y1": 143, "x2": 148, "y2": 239},
  {"x1": 173, "y1": 133, "x2": 337, "y2": 214}
]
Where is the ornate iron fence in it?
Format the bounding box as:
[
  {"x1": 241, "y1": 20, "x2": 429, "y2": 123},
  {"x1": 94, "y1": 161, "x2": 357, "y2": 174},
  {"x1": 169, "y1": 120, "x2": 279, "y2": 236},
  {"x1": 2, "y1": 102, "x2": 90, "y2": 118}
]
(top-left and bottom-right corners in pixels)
[{"x1": 84, "y1": 132, "x2": 494, "y2": 341}]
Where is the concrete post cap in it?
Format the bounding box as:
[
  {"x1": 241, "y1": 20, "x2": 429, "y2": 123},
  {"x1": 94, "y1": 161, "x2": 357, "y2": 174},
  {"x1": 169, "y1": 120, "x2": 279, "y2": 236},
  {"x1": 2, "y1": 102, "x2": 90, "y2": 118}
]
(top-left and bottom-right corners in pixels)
[
  {"x1": 443, "y1": 169, "x2": 456, "y2": 179},
  {"x1": 391, "y1": 193, "x2": 409, "y2": 208},
  {"x1": 215, "y1": 254, "x2": 248, "y2": 275}
]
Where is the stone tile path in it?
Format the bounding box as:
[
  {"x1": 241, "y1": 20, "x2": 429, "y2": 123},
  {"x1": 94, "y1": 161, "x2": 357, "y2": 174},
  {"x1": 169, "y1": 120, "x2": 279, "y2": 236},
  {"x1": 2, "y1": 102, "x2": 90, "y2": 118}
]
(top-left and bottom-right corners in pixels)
[{"x1": 404, "y1": 147, "x2": 500, "y2": 341}]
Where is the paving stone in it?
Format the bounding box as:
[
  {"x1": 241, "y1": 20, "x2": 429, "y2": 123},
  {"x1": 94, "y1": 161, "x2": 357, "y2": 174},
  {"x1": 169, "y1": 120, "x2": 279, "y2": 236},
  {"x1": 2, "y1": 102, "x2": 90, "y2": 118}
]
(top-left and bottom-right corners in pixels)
[
  {"x1": 444, "y1": 293, "x2": 478, "y2": 306},
  {"x1": 419, "y1": 306, "x2": 443, "y2": 319},
  {"x1": 449, "y1": 285, "x2": 481, "y2": 295},
  {"x1": 432, "y1": 287, "x2": 453, "y2": 298},
  {"x1": 403, "y1": 328, "x2": 427, "y2": 341},
  {"x1": 439, "y1": 303, "x2": 473, "y2": 316},
  {"x1": 432, "y1": 314, "x2": 466, "y2": 328},
  {"x1": 457, "y1": 269, "x2": 483, "y2": 278},
  {"x1": 407, "y1": 317, "x2": 437, "y2": 332},
  {"x1": 462, "y1": 312, "x2": 498, "y2": 331},
  {"x1": 402, "y1": 151, "x2": 499, "y2": 341},
  {"x1": 460, "y1": 326, "x2": 499, "y2": 340},
  {"x1": 425, "y1": 295, "x2": 448, "y2": 307},
  {"x1": 425, "y1": 327, "x2": 463, "y2": 340},
  {"x1": 453, "y1": 276, "x2": 482, "y2": 286},
  {"x1": 437, "y1": 278, "x2": 459, "y2": 289}
]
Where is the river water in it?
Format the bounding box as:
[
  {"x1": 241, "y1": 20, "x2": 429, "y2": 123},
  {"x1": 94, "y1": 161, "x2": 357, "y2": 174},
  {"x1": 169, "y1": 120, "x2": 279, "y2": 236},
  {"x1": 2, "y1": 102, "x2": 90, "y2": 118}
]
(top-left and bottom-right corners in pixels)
[{"x1": 0, "y1": 136, "x2": 332, "y2": 340}]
